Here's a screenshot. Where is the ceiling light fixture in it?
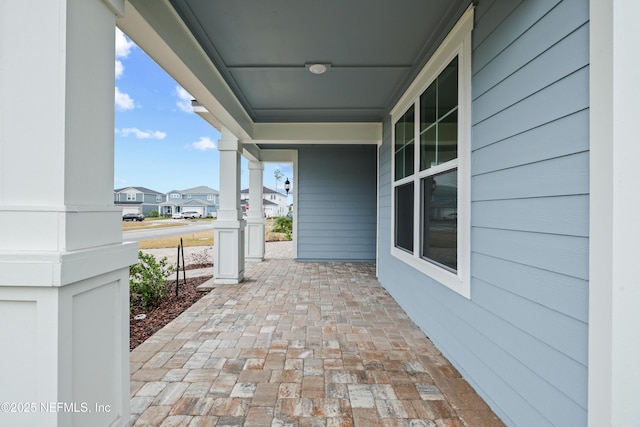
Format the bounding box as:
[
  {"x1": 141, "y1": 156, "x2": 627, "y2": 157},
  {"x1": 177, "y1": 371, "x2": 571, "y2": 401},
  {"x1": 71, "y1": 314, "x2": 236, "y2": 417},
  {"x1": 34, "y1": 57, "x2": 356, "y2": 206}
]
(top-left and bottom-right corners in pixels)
[{"x1": 306, "y1": 63, "x2": 330, "y2": 75}]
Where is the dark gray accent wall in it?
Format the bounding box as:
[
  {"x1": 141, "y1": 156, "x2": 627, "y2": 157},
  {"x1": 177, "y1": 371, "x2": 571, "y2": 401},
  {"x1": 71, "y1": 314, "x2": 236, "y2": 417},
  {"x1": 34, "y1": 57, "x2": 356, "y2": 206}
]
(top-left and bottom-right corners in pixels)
[
  {"x1": 297, "y1": 145, "x2": 377, "y2": 261},
  {"x1": 378, "y1": 1, "x2": 589, "y2": 426}
]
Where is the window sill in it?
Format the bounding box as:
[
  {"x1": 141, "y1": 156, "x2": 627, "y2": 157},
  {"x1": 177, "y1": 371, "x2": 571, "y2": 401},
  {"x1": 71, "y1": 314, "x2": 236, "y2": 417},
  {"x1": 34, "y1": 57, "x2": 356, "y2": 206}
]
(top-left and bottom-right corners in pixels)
[{"x1": 391, "y1": 246, "x2": 470, "y2": 298}]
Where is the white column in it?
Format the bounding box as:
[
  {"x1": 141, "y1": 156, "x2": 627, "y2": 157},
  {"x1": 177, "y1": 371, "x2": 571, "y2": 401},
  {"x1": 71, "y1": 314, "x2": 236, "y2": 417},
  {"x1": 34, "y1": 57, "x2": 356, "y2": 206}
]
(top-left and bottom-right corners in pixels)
[
  {"x1": 0, "y1": 1, "x2": 136, "y2": 426},
  {"x1": 212, "y1": 128, "x2": 245, "y2": 283},
  {"x1": 589, "y1": 1, "x2": 640, "y2": 426},
  {"x1": 245, "y1": 161, "x2": 265, "y2": 261}
]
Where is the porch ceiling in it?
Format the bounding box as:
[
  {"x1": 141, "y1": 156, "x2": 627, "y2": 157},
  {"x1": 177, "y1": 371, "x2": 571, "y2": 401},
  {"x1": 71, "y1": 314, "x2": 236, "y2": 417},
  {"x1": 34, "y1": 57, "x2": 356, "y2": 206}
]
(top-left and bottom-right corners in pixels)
[{"x1": 167, "y1": 0, "x2": 470, "y2": 124}]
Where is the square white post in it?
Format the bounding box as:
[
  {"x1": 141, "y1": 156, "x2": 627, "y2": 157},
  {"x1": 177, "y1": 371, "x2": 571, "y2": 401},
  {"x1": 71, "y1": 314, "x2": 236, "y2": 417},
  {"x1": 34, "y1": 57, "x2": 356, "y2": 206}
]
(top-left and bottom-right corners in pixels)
[
  {"x1": 589, "y1": 0, "x2": 640, "y2": 425},
  {"x1": 245, "y1": 161, "x2": 266, "y2": 261},
  {"x1": 212, "y1": 128, "x2": 245, "y2": 283},
  {"x1": 0, "y1": 1, "x2": 137, "y2": 426}
]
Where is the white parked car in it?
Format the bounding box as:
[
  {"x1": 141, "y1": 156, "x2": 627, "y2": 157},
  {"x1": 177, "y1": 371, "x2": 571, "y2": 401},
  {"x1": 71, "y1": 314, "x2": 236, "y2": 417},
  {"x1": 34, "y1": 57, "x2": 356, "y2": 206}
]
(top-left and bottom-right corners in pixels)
[
  {"x1": 182, "y1": 211, "x2": 202, "y2": 219},
  {"x1": 172, "y1": 212, "x2": 183, "y2": 219}
]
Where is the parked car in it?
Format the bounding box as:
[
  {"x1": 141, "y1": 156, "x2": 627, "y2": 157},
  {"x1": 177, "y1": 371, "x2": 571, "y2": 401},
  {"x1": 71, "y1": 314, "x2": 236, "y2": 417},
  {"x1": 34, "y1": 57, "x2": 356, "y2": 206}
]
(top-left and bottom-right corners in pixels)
[
  {"x1": 123, "y1": 213, "x2": 144, "y2": 222},
  {"x1": 182, "y1": 211, "x2": 202, "y2": 219},
  {"x1": 172, "y1": 212, "x2": 183, "y2": 219},
  {"x1": 286, "y1": 211, "x2": 293, "y2": 219}
]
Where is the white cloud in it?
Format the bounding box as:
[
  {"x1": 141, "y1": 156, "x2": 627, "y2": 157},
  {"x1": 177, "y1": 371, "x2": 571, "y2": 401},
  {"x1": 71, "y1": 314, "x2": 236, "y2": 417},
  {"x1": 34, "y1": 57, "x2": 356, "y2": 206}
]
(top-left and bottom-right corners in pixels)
[
  {"x1": 175, "y1": 86, "x2": 194, "y2": 113},
  {"x1": 115, "y1": 28, "x2": 136, "y2": 59},
  {"x1": 115, "y1": 87, "x2": 135, "y2": 111},
  {"x1": 115, "y1": 60, "x2": 124, "y2": 79},
  {"x1": 192, "y1": 136, "x2": 216, "y2": 150},
  {"x1": 119, "y1": 128, "x2": 167, "y2": 140},
  {"x1": 115, "y1": 29, "x2": 136, "y2": 80}
]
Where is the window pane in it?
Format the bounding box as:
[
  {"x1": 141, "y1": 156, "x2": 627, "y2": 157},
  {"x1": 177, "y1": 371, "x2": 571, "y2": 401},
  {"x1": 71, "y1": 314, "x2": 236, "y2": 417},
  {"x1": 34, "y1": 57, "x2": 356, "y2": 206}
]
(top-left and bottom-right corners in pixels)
[
  {"x1": 437, "y1": 57, "x2": 458, "y2": 119},
  {"x1": 420, "y1": 57, "x2": 458, "y2": 171},
  {"x1": 395, "y1": 183, "x2": 414, "y2": 252},
  {"x1": 421, "y1": 169, "x2": 457, "y2": 271},
  {"x1": 420, "y1": 125, "x2": 437, "y2": 171},
  {"x1": 436, "y1": 110, "x2": 458, "y2": 165},
  {"x1": 420, "y1": 83, "x2": 436, "y2": 129},
  {"x1": 394, "y1": 106, "x2": 414, "y2": 180}
]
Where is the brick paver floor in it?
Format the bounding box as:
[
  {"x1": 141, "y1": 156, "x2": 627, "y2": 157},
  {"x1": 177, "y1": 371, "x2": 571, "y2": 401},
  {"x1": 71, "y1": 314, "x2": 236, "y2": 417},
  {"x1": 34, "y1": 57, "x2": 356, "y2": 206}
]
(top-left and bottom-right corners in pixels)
[{"x1": 129, "y1": 242, "x2": 504, "y2": 427}]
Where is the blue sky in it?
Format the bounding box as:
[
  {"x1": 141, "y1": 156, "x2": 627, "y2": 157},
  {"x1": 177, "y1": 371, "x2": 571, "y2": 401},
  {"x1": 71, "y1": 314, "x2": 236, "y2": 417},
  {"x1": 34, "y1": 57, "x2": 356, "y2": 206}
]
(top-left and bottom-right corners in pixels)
[{"x1": 114, "y1": 29, "x2": 294, "y2": 195}]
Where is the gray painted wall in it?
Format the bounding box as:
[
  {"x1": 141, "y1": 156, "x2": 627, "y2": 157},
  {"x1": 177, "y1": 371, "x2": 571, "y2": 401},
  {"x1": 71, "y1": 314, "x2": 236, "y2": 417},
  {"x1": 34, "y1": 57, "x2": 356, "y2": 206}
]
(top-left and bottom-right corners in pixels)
[
  {"x1": 377, "y1": 0, "x2": 589, "y2": 425},
  {"x1": 297, "y1": 145, "x2": 377, "y2": 261}
]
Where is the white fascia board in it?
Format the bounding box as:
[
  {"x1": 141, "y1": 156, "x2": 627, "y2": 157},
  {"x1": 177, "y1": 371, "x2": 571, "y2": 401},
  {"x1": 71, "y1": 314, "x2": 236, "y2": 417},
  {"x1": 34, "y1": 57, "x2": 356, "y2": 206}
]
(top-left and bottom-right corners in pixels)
[
  {"x1": 252, "y1": 123, "x2": 382, "y2": 145},
  {"x1": 117, "y1": 0, "x2": 253, "y2": 141},
  {"x1": 259, "y1": 150, "x2": 298, "y2": 163}
]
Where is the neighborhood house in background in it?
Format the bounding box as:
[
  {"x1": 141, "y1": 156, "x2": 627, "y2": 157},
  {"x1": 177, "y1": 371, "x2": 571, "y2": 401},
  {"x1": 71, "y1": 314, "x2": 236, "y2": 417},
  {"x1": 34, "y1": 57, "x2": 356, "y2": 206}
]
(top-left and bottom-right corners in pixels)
[
  {"x1": 241, "y1": 186, "x2": 288, "y2": 218},
  {"x1": 114, "y1": 186, "x2": 167, "y2": 217},
  {"x1": 160, "y1": 186, "x2": 219, "y2": 218},
  {"x1": 115, "y1": 185, "x2": 289, "y2": 219},
  {"x1": 115, "y1": 186, "x2": 218, "y2": 218}
]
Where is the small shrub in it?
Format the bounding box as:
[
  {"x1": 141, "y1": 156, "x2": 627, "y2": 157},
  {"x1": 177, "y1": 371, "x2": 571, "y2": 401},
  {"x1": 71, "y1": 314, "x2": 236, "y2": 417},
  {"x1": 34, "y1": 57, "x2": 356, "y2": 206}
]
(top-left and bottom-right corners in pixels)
[
  {"x1": 272, "y1": 217, "x2": 292, "y2": 240},
  {"x1": 129, "y1": 251, "x2": 175, "y2": 309},
  {"x1": 148, "y1": 210, "x2": 159, "y2": 218},
  {"x1": 189, "y1": 249, "x2": 212, "y2": 266}
]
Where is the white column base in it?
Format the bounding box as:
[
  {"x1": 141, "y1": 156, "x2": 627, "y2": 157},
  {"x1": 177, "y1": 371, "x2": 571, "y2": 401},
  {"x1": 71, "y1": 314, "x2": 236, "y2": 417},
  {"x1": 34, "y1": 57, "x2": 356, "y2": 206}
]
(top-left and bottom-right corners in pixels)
[
  {"x1": 245, "y1": 218, "x2": 266, "y2": 262},
  {"x1": 0, "y1": 243, "x2": 137, "y2": 427},
  {"x1": 213, "y1": 221, "x2": 246, "y2": 284}
]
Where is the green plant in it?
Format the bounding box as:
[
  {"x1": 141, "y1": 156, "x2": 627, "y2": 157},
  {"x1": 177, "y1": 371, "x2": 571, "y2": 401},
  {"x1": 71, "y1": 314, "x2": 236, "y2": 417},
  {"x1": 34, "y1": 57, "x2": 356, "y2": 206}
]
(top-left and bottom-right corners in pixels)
[
  {"x1": 272, "y1": 216, "x2": 293, "y2": 240},
  {"x1": 148, "y1": 210, "x2": 159, "y2": 217},
  {"x1": 129, "y1": 251, "x2": 175, "y2": 309}
]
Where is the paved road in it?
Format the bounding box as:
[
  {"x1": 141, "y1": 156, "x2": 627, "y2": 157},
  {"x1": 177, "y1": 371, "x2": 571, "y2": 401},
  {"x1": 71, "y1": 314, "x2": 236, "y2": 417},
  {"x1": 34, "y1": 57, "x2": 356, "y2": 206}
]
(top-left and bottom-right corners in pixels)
[{"x1": 122, "y1": 221, "x2": 213, "y2": 242}]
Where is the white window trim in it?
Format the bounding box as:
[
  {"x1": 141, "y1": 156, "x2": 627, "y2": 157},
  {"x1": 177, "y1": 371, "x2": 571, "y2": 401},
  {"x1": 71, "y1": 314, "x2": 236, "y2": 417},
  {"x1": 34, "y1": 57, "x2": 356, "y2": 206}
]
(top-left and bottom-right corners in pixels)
[
  {"x1": 126, "y1": 193, "x2": 136, "y2": 201},
  {"x1": 389, "y1": 5, "x2": 473, "y2": 299}
]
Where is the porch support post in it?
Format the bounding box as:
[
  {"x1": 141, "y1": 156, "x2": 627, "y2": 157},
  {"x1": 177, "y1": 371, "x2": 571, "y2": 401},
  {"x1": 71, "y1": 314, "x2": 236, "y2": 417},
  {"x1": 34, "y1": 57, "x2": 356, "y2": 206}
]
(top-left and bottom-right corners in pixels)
[
  {"x1": 212, "y1": 127, "x2": 245, "y2": 283},
  {"x1": 589, "y1": 0, "x2": 640, "y2": 426},
  {"x1": 0, "y1": 1, "x2": 136, "y2": 426},
  {"x1": 245, "y1": 161, "x2": 265, "y2": 261}
]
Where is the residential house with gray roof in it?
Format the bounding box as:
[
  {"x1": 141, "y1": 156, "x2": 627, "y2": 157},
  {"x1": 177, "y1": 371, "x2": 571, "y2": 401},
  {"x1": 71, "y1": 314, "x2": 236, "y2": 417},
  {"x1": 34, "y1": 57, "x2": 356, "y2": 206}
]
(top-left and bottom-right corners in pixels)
[
  {"x1": 159, "y1": 185, "x2": 219, "y2": 217},
  {"x1": 114, "y1": 186, "x2": 165, "y2": 216}
]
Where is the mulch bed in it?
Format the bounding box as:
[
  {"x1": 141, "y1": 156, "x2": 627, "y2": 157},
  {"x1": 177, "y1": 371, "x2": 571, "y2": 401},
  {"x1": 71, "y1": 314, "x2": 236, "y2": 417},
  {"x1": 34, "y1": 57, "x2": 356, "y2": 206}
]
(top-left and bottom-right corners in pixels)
[{"x1": 130, "y1": 276, "x2": 212, "y2": 350}]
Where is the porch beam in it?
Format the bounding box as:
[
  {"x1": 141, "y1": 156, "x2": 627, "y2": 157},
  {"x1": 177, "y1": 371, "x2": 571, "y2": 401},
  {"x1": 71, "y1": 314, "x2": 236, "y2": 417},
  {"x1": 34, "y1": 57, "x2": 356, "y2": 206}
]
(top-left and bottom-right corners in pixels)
[{"x1": 252, "y1": 122, "x2": 382, "y2": 145}]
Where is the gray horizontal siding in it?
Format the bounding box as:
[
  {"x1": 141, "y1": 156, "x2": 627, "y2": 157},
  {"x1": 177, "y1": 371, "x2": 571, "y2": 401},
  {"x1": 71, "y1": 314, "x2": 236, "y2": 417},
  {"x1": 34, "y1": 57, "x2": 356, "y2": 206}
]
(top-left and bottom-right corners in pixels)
[
  {"x1": 473, "y1": 0, "x2": 588, "y2": 97},
  {"x1": 473, "y1": 195, "x2": 589, "y2": 237},
  {"x1": 473, "y1": 23, "x2": 588, "y2": 124},
  {"x1": 473, "y1": 151, "x2": 589, "y2": 201},
  {"x1": 472, "y1": 109, "x2": 589, "y2": 175},
  {"x1": 473, "y1": 66, "x2": 589, "y2": 148},
  {"x1": 377, "y1": 1, "x2": 589, "y2": 426},
  {"x1": 297, "y1": 145, "x2": 376, "y2": 261}
]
